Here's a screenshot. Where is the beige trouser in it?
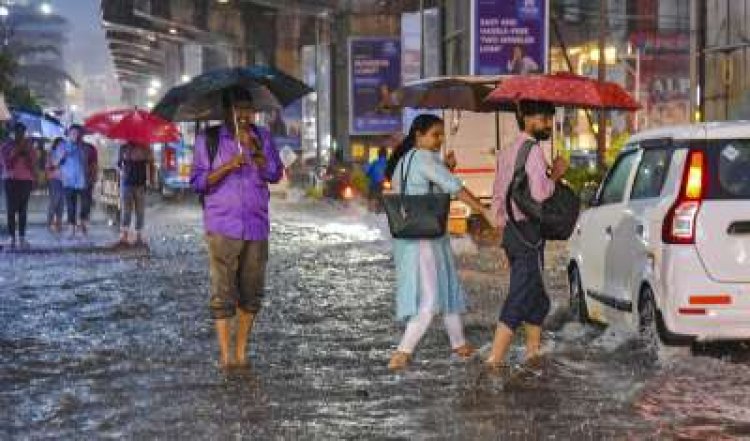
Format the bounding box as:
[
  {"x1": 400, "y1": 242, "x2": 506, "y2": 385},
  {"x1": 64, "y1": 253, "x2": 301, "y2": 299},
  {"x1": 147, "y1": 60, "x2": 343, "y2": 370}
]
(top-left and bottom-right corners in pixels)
[{"x1": 206, "y1": 234, "x2": 269, "y2": 319}]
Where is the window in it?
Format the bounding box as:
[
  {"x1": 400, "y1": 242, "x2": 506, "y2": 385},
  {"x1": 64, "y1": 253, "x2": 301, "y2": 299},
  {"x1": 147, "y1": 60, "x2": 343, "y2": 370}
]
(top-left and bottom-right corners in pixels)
[
  {"x1": 598, "y1": 151, "x2": 638, "y2": 205},
  {"x1": 717, "y1": 141, "x2": 750, "y2": 198},
  {"x1": 631, "y1": 149, "x2": 673, "y2": 200}
]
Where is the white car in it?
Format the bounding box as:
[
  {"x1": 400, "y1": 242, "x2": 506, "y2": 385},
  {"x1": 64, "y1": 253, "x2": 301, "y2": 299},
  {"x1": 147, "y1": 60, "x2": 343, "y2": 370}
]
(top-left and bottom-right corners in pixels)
[{"x1": 568, "y1": 121, "x2": 750, "y2": 345}]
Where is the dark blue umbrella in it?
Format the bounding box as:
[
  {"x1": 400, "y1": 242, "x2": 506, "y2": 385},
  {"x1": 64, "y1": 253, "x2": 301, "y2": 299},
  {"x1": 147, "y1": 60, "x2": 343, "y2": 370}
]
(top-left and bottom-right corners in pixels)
[
  {"x1": 10, "y1": 107, "x2": 65, "y2": 139},
  {"x1": 153, "y1": 65, "x2": 313, "y2": 122}
]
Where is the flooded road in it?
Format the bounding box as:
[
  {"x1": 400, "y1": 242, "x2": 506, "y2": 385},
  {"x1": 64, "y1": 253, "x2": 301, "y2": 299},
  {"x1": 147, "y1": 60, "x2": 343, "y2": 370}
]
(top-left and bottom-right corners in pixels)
[{"x1": 2, "y1": 199, "x2": 749, "y2": 439}]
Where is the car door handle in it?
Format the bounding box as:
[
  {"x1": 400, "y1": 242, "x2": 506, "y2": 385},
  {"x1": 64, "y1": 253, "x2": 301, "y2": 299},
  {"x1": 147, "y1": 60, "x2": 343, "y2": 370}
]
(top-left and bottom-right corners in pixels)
[
  {"x1": 635, "y1": 224, "x2": 644, "y2": 236},
  {"x1": 605, "y1": 226, "x2": 613, "y2": 238}
]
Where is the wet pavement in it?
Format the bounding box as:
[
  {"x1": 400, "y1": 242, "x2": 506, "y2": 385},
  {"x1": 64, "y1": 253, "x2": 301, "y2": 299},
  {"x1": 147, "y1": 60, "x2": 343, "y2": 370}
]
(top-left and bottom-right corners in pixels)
[{"x1": 2, "y1": 198, "x2": 750, "y2": 440}]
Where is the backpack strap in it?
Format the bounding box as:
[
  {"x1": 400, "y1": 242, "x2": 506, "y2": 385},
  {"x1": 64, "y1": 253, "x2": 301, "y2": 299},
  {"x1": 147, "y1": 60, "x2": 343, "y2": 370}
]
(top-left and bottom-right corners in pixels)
[
  {"x1": 205, "y1": 125, "x2": 222, "y2": 168},
  {"x1": 505, "y1": 139, "x2": 543, "y2": 249}
]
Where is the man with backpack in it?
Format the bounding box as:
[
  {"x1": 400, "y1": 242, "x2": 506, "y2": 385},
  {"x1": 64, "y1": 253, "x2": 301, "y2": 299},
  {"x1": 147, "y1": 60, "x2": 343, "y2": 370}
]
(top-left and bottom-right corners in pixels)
[
  {"x1": 486, "y1": 100, "x2": 569, "y2": 369},
  {"x1": 190, "y1": 97, "x2": 283, "y2": 369},
  {"x1": 117, "y1": 141, "x2": 154, "y2": 246}
]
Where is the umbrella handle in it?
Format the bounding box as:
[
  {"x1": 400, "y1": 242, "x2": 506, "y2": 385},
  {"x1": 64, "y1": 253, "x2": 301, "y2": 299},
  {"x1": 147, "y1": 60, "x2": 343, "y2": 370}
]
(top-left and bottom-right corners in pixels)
[{"x1": 232, "y1": 104, "x2": 242, "y2": 153}]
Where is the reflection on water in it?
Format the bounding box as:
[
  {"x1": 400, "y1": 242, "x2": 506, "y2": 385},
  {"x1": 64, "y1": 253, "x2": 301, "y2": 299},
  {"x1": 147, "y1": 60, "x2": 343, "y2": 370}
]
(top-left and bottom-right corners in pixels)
[{"x1": 0, "y1": 201, "x2": 748, "y2": 439}]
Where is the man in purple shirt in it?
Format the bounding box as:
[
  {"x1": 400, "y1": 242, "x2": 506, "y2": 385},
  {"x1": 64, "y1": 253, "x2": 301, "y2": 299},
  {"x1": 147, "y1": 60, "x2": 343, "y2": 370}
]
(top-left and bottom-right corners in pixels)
[{"x1": 191, "y1": 99, "x2": 283, "y2": 369}]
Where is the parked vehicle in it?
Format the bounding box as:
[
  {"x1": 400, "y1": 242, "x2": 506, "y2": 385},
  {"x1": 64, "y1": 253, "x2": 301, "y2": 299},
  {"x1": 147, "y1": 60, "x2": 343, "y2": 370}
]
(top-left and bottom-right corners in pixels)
[
  {"x1": 568, "y1": 121, "x2": 750, "y2": 349},
  {"x1": 157, "y1": 140, "x2": 193, "y2": 197},
  {"x1": 569, "y1": 149, "x2": 598, "y2": 171},
  {"x1": 442, "y1": 109, "x2": 521, "y2": 234}
]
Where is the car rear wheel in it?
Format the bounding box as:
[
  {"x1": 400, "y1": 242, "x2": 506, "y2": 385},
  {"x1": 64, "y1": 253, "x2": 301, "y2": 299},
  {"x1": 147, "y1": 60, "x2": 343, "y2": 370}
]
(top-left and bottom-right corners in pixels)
[
  {"x1": 638, "y1": 287, "x2": 663, "y2": 361},
  {"x1": 568, "y1": 265, "x2": 589, "y2": 323}
]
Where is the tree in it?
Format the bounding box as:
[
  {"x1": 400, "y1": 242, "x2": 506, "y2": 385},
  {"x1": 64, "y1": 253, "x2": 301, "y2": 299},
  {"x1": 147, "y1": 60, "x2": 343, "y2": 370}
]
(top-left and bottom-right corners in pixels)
[
  {"x1": 0, "y1": 51, "x2": 16, "y2": 93},
  {"x1": 0, "y1": 50, "x2": 41, "y2": 111}
]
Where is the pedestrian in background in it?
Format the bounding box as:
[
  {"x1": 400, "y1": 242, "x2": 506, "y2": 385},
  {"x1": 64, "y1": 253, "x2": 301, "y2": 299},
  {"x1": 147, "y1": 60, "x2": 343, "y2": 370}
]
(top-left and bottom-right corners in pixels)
[
  {"x1": 365, "y1": 146, "x2": 388, "y2": 211},
  {"x1": 1, "y1": 122, "x2": 37, "y2": 249},
  {"x1": 190, "y1": 97, "x2": 283, "y2": 369},
  {"x1": 46, "y1": 137, "x2": 65, "y2": 233},
  {"x1": 117, "y1": 141, "x2": 154, "y2": 246},
  {"x1": 80, "y1": 141, "x2": 99, "y2": 235},
  {"x1": 54, "y1": 125, "x2": 88, "y2": 239},
  {"x1": 385, "y1": 114, "x2": 496, "y2": 371},
  {"x1": 35, "y1": 140, "x2": 47, "y2": 193}
]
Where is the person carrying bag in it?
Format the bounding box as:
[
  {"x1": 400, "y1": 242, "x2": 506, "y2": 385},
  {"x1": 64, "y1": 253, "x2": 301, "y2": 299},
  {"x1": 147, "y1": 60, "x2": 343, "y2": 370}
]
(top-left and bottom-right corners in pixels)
[
  {"x1": 486, "y1": 100, "x2": 574, "y2": 370},
  {"x1": 384, "y1": 113, "x2": 495, "y2": 370}
]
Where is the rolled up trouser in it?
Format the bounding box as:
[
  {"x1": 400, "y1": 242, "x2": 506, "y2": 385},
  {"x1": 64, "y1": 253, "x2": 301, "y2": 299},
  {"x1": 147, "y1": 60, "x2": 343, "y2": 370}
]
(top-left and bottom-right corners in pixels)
[
  {"x1": 499, "y1": 221, "x2": 549, "y2": 331},
  {"x1": 120, "y1": 185, "x2": 146, "y2": 231},
  {"x1": 206, "y1": 233, "x2": 269, "y2": 319},
  {"x1": 47, "y1": 179, "x2": 65, "y2": 224}
]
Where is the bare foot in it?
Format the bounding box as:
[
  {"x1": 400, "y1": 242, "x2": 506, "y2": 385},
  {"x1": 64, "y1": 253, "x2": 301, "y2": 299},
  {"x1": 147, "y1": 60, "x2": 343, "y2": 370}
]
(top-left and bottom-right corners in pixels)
[
  {"x1": 388, "y1": 351, "x2": 411, "y2": 371},
  {"x1": 452, "y1": 344, "x2": 478, "y2": 360}
]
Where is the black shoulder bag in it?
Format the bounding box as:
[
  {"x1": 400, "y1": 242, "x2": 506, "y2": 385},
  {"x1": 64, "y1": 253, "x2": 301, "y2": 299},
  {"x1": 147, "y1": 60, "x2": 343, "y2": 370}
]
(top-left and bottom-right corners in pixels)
[
  {"x1": 382, "y1": 150, "x2": 452, "y2": 239},
  {"x1": 506, "y1": 140, "x2": 581, "y2": 243}
]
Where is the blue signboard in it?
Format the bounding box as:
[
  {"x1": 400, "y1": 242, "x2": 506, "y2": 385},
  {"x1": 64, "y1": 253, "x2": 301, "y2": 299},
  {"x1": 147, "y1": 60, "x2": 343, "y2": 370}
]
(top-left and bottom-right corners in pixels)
[
  {"x1": 472, "y1": 0, "x2": 548, "y2": 75},
  {"x1": 349, "y1": 37, "x2": 402, "y2": 135}
]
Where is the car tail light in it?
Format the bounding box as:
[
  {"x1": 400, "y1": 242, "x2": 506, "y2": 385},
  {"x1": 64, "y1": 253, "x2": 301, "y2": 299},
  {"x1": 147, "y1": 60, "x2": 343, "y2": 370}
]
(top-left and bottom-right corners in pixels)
[
  {"x1": 663, "y1": 150, "x2": 707, "y2": 244},
  {"x1": 342, "y1": 185, "x2": 354, "y2": 200},
  {"x1": 383, "y1": 179, "x2": 392, "y2": 191}
]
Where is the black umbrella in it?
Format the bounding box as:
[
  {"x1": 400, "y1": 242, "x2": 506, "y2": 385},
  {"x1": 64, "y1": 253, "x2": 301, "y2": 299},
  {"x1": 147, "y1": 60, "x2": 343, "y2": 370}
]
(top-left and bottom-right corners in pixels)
[
  {"x1": 153, "y1": 65, "x2": 313, "y2": 122},
  {"x1": 397, "y1": 75, "x2": 513, "y2": 112}
]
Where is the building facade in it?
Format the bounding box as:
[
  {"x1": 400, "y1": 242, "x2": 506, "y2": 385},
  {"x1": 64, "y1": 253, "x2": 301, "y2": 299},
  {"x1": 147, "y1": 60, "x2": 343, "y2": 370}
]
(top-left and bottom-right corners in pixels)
[{"x1": 1, "y1": 0, "x2": 73, "y2": 110}]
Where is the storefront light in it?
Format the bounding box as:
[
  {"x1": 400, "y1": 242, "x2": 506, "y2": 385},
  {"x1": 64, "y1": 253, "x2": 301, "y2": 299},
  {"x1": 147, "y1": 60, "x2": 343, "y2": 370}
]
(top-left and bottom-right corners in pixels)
[
  {"x1": 39, "y1": 2, "x2": 52, "y2": 15},
  {"x1": 589, "y1": 46, "x2": 617, "y2": 64},
  {"x1": 0, "y1": 6, "x2": 9, "y2": 17}
]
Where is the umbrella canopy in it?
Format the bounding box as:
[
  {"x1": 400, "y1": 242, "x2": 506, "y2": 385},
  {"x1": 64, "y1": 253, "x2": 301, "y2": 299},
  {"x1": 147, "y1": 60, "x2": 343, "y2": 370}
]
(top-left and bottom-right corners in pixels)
[
  {"x1": 10, "y1": 108, "x2": 65, "y2": 139},
  {"x1": 485, "y1": 72, "x2": 641, "y2": 111},
  {"x1": 0, "y1": 95, "x2": 10, "y2": 121},
  {"x1": 398, "y1": 75, "x2": 513, "y2": 112},
  {"x1": 153, "y1": 65, "x2": 313, "y2": 121},
  {"x1": 84, "y1": 109, "x2": 180, "y2": 145}
]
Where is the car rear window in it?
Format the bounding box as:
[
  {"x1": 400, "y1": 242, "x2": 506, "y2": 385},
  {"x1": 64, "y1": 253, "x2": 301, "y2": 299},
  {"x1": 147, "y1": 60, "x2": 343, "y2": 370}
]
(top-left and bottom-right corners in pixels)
[{"x1": 703, "y1": 140, "x2": 750, "y2": 200}]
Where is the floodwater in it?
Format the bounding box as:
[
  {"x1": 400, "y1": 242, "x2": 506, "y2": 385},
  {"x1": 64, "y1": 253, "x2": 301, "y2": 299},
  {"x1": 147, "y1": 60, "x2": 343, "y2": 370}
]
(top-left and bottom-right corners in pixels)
[{"x1": 1, "y1": 200, "x2": 749, "y2": 440}]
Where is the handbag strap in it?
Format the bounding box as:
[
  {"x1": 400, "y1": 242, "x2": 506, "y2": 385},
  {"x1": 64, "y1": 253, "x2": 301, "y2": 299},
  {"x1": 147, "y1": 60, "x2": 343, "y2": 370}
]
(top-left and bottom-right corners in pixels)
[
  {"x1": 505, "y1": 139, "x2": 543, "y2": 249},
  {"x1": 400, "y1": 149, "x2": 436, "y2": 196}
]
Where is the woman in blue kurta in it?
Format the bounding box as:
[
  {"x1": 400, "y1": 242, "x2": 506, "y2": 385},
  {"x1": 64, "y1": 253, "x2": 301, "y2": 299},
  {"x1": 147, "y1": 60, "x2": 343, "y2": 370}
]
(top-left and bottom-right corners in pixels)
[{"x1": 387, "y1": 114, "x2": 496, "y2": 370}]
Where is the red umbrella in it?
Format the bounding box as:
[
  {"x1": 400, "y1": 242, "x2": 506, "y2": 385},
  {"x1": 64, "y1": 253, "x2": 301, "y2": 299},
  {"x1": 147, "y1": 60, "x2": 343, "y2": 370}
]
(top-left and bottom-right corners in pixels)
[
  {"x1": 84, "y1": 109, "x2": 180, "y2": 145},
  {"x1": 485, "y1": 72, "x2": 641, "y2": 111}
]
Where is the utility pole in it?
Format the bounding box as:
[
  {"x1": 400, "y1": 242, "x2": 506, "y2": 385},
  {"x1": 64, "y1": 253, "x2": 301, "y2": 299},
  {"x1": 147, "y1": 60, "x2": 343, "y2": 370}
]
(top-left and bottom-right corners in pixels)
[
  {"x1": 596, "y1": 0, "x2": 608, "y2": 170},
  {"x1": 419, "y1": 0, "x2": 425, "y2": 79}
]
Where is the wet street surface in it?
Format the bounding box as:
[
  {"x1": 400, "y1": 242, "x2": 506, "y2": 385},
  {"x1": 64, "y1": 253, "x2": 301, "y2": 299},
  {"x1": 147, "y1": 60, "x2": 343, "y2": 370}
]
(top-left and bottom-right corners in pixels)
[{"x1": 2, "y1": 199, "x2": 750, "y2": 440}]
